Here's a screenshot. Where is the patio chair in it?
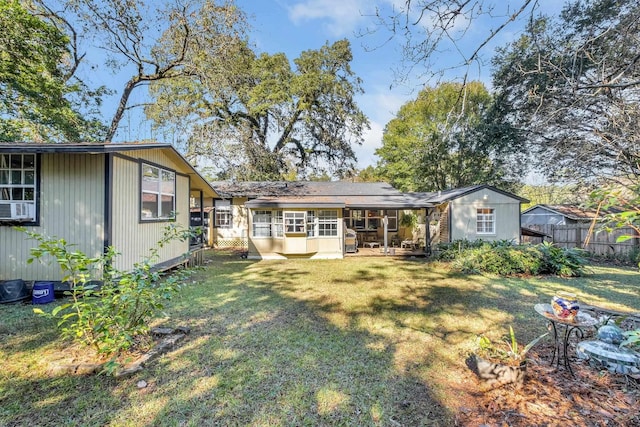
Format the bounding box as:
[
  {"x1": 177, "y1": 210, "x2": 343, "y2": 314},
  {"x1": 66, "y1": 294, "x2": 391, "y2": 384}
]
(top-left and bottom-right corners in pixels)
[
  {"x1": 344, "y1": 228, "x2": 358, "y2": 253},
  {"x1": 401, "y1": 237, "x2": 424, "y2": 249},
  {"x1": 400, "y1": 239, "x2": 416, "y2": 249}
]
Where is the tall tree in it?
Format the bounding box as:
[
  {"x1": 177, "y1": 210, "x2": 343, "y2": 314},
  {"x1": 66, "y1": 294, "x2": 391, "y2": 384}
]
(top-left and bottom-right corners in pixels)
[
  {"x1": 146, "y1": 39, "x2": 369, "y2": 180},
  {"x1": 21, "y1": 0, "x2": 245, "y2": 142},
  {"x1": 0, "y1": 0, "x2": 101, "y2": 141},
  {"x1": 376, "y1": 81, "x2": 524, "y2": 192},
  {"x1": 367, "y1": 0, "x2": 540, "y2": 85},
  {"x1": 492, "y1": 0, "x2": 640, "y2": 185}
]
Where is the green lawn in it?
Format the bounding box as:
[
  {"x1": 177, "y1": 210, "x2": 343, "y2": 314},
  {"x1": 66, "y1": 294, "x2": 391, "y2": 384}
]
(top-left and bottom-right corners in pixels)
[{"x1": 1, "y1": 251, "x2": 638, "y2": 426}]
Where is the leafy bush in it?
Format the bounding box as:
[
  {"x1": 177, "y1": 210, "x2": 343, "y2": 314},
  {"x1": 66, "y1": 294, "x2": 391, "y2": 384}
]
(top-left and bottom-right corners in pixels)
[
  {"x1": 441, "y1": 240, "x2": 588, "y2": 277},
  {"x1": 537, "y1": 242, "x2": 588, "y2": 277},
  {"x1": 435, "y1": 239, "x2": 487, "y2": 261},
  {"x1": 451, "y1": 243, "x2": 543, "y2": 276},
  {"x1": 21, "y1": 224, "x2": 195, "y2": 369}
]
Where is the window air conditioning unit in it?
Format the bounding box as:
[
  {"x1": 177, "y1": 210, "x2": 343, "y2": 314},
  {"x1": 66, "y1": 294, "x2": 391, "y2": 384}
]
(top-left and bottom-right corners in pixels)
[{"x1": 0, "y1": 202, "x2": 33, "y2": 220}]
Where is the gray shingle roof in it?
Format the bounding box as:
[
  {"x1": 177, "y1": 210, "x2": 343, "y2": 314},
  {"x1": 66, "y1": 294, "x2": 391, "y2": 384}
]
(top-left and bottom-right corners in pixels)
[
  {"x1": 211, "y1": 182, "x2": 527, "y2": 209},
  {"x1": 211, "y1": 181, "x2": 403, "y2": 198},
  {"x1": 211, "y1": 181, "x2": 427, "y2": 209},
  {"x1": 408, "y1": 184, "x2": 529, "y2": 204}
]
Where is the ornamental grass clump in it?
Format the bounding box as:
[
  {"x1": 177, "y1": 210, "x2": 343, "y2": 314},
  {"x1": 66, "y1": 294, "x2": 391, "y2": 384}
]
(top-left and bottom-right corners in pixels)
[{"x1": 476, "y1": 326, "x2": 548, "y2": 364}]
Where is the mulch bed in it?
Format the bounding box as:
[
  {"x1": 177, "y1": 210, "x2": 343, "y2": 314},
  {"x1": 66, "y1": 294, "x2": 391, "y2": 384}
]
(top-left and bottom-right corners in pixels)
[
  {"x1": 457, "y1": 312, "x2": 640, "y2": 427},
  {"x1": 457, "y1": 343, "x2": 640, "y2": 426}
]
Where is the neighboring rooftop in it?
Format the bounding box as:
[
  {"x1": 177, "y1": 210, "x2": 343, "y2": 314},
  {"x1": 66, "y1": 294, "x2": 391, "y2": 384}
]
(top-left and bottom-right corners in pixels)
[{"x1": 522, "y1": 204, "x2": 624, "y2": 220}]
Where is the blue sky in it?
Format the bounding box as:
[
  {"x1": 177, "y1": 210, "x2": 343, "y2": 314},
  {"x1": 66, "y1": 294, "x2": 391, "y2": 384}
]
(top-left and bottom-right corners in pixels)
[{"x1": 110, "y1": 0, "x2": 562, "y2": 170}]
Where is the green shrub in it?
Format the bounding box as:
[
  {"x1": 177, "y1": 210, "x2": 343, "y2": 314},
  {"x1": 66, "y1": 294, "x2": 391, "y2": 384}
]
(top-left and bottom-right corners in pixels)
[
  {"x1": 452, "y1": 243, "x2": 543, "y2": 275},
  {"x1": 436, "y1": 239, "x2": 486, "y2": 261},
  {"x1": 21, "y1": 224, "x2": 195, "y2": 370},
  {"x1": 444, "y1": 241, "x2": 587, "y2": 277},
  {"x1": 537, "y1": 242, "x2": 588, "y2": 277}
]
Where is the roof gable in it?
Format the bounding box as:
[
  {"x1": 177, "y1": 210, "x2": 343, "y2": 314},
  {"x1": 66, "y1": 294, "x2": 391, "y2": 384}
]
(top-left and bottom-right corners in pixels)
[{"x1": 409, "y1": 184, "x2": 528, "y2": 204}]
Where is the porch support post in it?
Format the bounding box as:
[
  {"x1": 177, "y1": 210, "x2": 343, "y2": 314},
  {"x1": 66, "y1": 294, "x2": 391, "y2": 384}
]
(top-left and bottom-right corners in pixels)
[
  {"x1": 425, "y1": 208, "x2": 431, "y2": 255},
  {"x1": 383, "y1": 215, "x2": 389, "y2": 255}
]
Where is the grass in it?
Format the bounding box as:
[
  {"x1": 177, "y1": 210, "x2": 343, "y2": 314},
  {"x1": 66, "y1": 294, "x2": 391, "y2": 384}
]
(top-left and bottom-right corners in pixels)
[{"x1": 1, "y1": 251, "x2": 639, "y2": 426}]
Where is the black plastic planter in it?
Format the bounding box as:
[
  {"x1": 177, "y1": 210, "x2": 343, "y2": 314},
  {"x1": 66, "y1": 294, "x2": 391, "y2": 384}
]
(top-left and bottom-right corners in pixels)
[{"x1": 0, "y1": 279, "x2": 30, "y2": 304}]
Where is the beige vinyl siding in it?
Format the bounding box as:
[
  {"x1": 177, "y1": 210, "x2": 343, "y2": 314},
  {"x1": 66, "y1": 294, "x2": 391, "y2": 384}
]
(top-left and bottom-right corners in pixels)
[
  {"x1": 214, "y1": 197, "x2": 249, "y2": 240},
  {"x1": 110, "y1": 151, "x2": 191, "y2": 272},
  {"x1": 0, "y1": 153, "x2": 105, "y2": 281},
  {"x1": 449, "y1": 189, "x2": 521, "y2": 243}
]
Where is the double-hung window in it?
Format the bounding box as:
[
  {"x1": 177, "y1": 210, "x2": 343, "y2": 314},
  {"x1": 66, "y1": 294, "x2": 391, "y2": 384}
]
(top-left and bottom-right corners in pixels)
[
  {"x1": 318, "y1": 210, "x2": 338, "y2": 236},
  {"x1": 273, "y1": 210, "x2": 283, "y2": 237},
  {"x1": 306, "y1": 210, "x2": 316, "y2": 237},
  {"x1": 214, "y1": 200, "x2": 232, "y2": 228},
  {"x1": 476, "y1": 208, "x2": 495, "y2": 234},
  {"x1": 284, "y1": 211, "x2": 305, "y2": 234},
  {"x1": 141, "y1": 163, "x2": 175, "y2": 220},
  {"x1": 0, "y1": 154, "x2": 36, "y2": 222},
  {"x1": 253, "y1": 210, "x2": 272, "y2": 237}
]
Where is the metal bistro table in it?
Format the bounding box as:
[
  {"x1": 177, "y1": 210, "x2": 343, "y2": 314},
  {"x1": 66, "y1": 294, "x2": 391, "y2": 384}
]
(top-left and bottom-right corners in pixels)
[{"x1": 534, "y1": 303, "x2": 598, "y2": 376}]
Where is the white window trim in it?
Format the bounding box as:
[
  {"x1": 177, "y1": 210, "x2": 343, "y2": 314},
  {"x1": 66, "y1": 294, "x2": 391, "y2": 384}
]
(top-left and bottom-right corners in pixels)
[
  {"x1": 0, "y1": 154, "x2": 37, "y2": 222},
  {"x1": 214, "y1": 200, "x2": 232, "y2": 228},
  {"x1": 306, "y1": 210, "x2": 316, "y2": 238},
  {"x1": 284, "y1": 211, "x2": 306, "y2": 234},
  {"x1": 476, "y1": 207, "x2": 496, "y2": 235},
  {"x1": 318, "y1": 210, "x2": 339, "y2": 237},
  {"x1": 252, "y1": 210, "x2": 273, "y2": 238}
]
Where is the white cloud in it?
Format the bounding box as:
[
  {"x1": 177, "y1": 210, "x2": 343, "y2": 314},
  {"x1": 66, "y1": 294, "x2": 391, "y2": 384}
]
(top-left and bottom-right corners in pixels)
[
  {"x1": 287, "y1": 0, "x2": 374, "y2": 37},
  {"x1": 359, "y1": 87, "x2": 409, "y2": 124},
  {"x1": 352, "y1": 86, "x2": 413, "y2": 168}
]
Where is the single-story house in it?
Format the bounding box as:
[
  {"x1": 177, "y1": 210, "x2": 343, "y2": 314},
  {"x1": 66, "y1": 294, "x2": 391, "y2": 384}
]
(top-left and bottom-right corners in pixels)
[
  {"x1": 208, "y1": 182, "x2": 528, "y2": 259},
  {"x1": 0, "y1": 142, "x2": 217, "y2": 285}
]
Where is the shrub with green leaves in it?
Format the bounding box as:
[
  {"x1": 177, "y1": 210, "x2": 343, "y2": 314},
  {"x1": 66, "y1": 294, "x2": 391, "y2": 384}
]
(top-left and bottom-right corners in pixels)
[
  {"x1": 21, "y1": 224, "x2": 195, "y2": 368},
  {"x1": 537, "y1": 242, "x2": 588, "y2": 277},
  {"x1": 435, "y1": 239, "x2": 487, "y2": 261},
  {"x1": 451, "y1": 243, "x2": 543, "y2": 276},
  {"x1": 441, "y1": 240, "x2": 588, "y2": 277}
]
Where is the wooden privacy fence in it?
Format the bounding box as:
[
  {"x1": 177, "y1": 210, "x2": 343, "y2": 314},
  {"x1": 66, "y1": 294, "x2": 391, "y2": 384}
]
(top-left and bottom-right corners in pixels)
[{"x1": 523, "y1": 224, "x2": 639, "y2": 256}]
